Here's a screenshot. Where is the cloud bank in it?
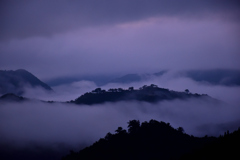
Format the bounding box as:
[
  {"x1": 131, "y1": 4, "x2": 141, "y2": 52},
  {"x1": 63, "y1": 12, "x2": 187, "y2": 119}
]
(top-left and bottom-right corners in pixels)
[
  {"x1": 1, "y1": 99, "x2": 239, "y2": 151},
  {"x1": 2, "y1": 74, "x2": 240, "y2": 159},
  {"x1": 0, "y1": 1, "x2": 239, "y2": 80},
  {"x1": 1, "y1": 0, "x2": 239, "y2": 41}
]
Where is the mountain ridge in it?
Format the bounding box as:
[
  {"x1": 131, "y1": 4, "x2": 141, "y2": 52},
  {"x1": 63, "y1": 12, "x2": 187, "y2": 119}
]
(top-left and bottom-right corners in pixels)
[
  {"x1": 63, "y1": 119, "x2": 240, "y2": 160},
  {"x1": 72, "y1": 84, "x2": 219, "y2": 105},
  {"x1": 0, "y1": 69, "x2": 52, "y2": 95},
  {"x1": 108, "y1": 69, "x2": 240, "y2": 86}
]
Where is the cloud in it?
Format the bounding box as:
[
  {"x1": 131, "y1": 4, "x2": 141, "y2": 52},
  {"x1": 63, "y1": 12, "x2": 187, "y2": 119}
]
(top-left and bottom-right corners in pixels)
[
  {"x1": 0, "y1": 98, "x2": 239, "y2": 150},
  {"x1": 1, "y1": 0, "x2": 239, "y2": 41},
  {"x1": 101, "y1": 71, "x2": 240, "y2": 105},
  {"x1": 0, "y1": 1, "x2": 239, "y2": 81},
  {"x1": 22, "y1": 80, "x2": 97, "y2": 101},
  {"x1": 19, "y1": 69, "x2": 240, "y2": 107},
  {"x1": 1, "y1": 75, "x2": 240, "y2": 158},
  {"x1": 0, "y1": 17, "x2": 239, "y2": 80}
]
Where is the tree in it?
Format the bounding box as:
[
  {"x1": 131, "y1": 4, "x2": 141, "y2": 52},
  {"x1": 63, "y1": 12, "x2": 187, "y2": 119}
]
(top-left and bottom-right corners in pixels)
[
  {"x1": 128, "y1": 87, "x2": 134, "y2": 91},
  {"x1": 108, "y1": 88, "x2": 114, "y2": 92},
  {"x1": 92, "y1": 88, "x2": 102, "y2": 93},
  {"x1": 150, "y1": 84, "x2": 158, "y2": 88},
  {"x1": 101, "y1": 89, "x2": 106, "y2": 93},
  {"x1": 128, "y1": 120, "x2": 140, "y2": 134},
  {"x1": 139, "y1": 85, "x2": 147, "y2": 90},
  {"x1": 118, "y1": 88, "x2": 124, "y2": 92},
  {"x1": 115, "y1": 127, "x2": 127, "y2": 134},
  {"x1": 185, "y1": 89, "x2": 189, "y2": 94},
  {"x1": 177, "y1": 127, "x2": 185, "y2": 133},
  {"x1": 104, "y1": 132, "x2": 113, "y2": 140}
]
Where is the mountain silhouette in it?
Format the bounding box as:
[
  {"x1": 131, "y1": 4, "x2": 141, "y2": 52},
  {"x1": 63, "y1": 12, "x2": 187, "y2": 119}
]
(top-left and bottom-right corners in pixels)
[
  {"x1": 63, "y1": 119, "x2": 240, "y2": 160},
  {"x1": 72, "y1": 84, "x2": 218, "y2": 105},
  {"x1": 0, "y1": 93, "x2": 26, "y2": 102},
  {"x1": 109, "y1": 74, "x2": 146, "y2": 83},
  {"x1": 0, "y1": 69, "x2": 52, "y2": 95},
  {"x1": 185, "y1": 69, "x2": 240, "y2": 86},
  {"x1": 106, "y1": 69, "x2": 240, "y2": 86},
  {"x1": 109, "y1": 70, "x2": 167, "y2": 84},
  {"x1": 44, "y1": 69, "x2": 240, "y2": 87}
]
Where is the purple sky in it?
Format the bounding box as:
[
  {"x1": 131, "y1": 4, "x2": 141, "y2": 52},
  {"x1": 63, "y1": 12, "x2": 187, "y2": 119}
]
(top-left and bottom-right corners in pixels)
[{"x1": 0, "y1": 0, "x2": 239, "y2": 80}]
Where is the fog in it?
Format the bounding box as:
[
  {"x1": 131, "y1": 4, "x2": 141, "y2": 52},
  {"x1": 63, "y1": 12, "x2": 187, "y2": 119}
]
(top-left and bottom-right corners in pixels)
[
  {"x1": 23, "y1": 70, "x2": 240, "y2": 105},
  {"x1": 1, "y1": 98, "x2": 239, "y2": 151},
  {"x1": 23, "y1": 80, "x2": 98, "y2": 101},
  {"x1": 2, "y1": 74, "x2": 240, "y2": 159}
]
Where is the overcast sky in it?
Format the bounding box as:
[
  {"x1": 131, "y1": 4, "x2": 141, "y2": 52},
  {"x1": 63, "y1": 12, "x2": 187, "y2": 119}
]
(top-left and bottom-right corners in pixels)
[{"x1": 0, "y1": 0, "x2": 239, "y2": 80}]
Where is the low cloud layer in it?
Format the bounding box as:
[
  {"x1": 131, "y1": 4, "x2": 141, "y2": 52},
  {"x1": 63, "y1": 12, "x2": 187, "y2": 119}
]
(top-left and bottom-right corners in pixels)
[
  {"x1": 21, "y1": 70, "x2": 240, "y2": 107},
  {"x1": 1, "y1": 0, "x2": 239, "y2": 41},
  {"x1": 2, "y1": 74, "x2": 240, "y2": 158},
  {"x1": 23, "y1": 80, "x2": 97, "y2": 101},
  {"x1": 1, "y1": 1, "x2": 239, "y2": 80},
  {"x1": 1, "y1": 99, "x2": 239, "y2": 151}
]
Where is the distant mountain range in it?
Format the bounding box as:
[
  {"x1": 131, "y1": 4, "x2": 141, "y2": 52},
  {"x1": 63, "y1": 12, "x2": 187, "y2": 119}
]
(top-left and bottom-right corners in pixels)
[
  {"x1": 0, "y1": 93, "x2": 26, "y2": 102},
  {"x1": 0, "y1": 84, "x2": 218, "y2": 105},
  {"x1": 109, "y1": 71, "x2": 167, "y2": 84},
  {"x1": 45, "y1": 69, "x2": 240, "y2": 87},
  {"x1": 109, "y1": 69, "x2": 240, "y2": 86},
  {"x1": 184, "y1": 69, "x2": 240, "y2": 86},
  {"x1": 1, "y1": 68, "x2": 239, "y2": 100},
  {"x1": 0, "y1": 69, "x2": 52, "y2": 95}
]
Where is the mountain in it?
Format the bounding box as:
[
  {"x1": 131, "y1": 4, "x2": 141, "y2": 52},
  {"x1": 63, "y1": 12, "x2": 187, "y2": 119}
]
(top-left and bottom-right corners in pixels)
[
  {"x1": 109, "y1": 70, "x2": 167, "y2": 84},
  {"x1": 109, "y1": 74, "x2": 143, "y2": 83},
  {"x1": 63, "y1": 119, "x2": 240, "y2": 160},
  {"x1": 184, "y1": 69, "x2": 240, "y2": 86},
  {"x1": 0, "y1": 69, "x2": 52, "y2": 95},
  {"x1": 72, "y1": 84, "x2": 218, "y2": 105},
  {"x1": 0, "y1": 93, "x2": 26, "y2": 102},
  {"x1": 107, "y1": 69, "x2": 240, "y2": 86}
]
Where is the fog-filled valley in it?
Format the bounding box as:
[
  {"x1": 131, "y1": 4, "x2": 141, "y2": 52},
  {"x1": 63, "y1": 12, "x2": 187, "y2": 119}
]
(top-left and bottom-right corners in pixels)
[
  {"x1": 1, "y1": 1, "x2": 240, "y2": 159},
  {"x1": 1, "y1": 71, "x2": 240, "y2": 159}
]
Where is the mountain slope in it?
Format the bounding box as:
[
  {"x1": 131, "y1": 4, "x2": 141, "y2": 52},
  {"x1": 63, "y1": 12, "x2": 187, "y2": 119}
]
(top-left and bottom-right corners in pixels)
[
  {"x1": 0, "y1": 69, "x2": 52, "y2": 95},
  {"x1": 109, "y1": 74, "x2": 144, "y2": 84},
  {"x1": 0, "y1": 93, "x2": 26, "y2": 102},
  {"x1": 106, "y1": 69, "x2": 240, "y2": 86},
  {"x1": 109, "y1": 70, "x2": 167, "y2": 84},
  {"x1": 63, "y1": 119, "x2": 223, "y2": 160},
  {"x1": 185, "y1": 69, "x2": 240, "y2": 86},
  {"x1": 73, "y1": 84, "x2": 218, "y2": 105}
]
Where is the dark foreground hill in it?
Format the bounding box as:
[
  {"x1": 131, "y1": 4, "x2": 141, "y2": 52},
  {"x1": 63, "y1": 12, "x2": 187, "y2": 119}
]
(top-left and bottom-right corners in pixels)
[
  {"x1": 63, "y1": 119, "x2": 240, "y2": 160},
  {"x1": 0, "y1": 69, "x2": 52, "y2": 95},
  {"x1": 72, "y1": 84, "x2": 218, "y2": 105}
]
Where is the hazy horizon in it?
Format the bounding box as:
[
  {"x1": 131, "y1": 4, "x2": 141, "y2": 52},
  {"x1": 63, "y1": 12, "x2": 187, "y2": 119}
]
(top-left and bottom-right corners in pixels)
[{"x1": 1, "y1": 0, "x2": 239, "y2": 81}]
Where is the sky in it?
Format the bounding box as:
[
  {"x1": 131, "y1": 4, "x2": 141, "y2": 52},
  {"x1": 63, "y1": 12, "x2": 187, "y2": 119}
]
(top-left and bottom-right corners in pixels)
[{"x1": 0, "y1": 0, "x2": 240, "y2": 81}]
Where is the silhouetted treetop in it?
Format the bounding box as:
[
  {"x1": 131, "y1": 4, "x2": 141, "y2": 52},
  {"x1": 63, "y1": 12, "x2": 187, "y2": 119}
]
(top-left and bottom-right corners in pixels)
[
  {"x1": 64, "y1": 119, "x2": 240, "y2": 160},
  {"x1": 63, "y1": 119, "x2": 240, "y2": 160},
  {"x1": 127, "y1": 120, "x2": 140, "y2": 134}
]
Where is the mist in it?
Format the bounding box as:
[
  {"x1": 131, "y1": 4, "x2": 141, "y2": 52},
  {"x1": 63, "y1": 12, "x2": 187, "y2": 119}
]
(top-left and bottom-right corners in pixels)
[
  {"x1": 22, "y1": 70, "x2": 240, "y2": 106},
  {"x1": 22, "y1": 80, "x2": 97, "y2": 101},
  {"x1": 1, "y1": 97, "x2": 240, "y2": 148},
  {"x1": 2, "y1": 74, "x2": 240, "y2": 159}
]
